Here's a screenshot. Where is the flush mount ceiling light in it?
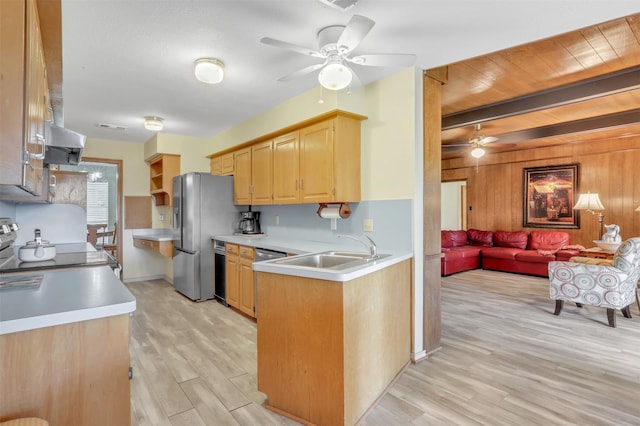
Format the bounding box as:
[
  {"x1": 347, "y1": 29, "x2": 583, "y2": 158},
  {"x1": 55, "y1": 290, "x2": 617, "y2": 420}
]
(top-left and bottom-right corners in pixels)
[
  {"x1": 318, "y1": 60, "x2": 353, "y2": 91},
  {"x1": 143, "y1": 116, "x2": 164, "y2": 131},
  {"x1": 195, "y1": 58, "x2": 225, "y2": 84}
]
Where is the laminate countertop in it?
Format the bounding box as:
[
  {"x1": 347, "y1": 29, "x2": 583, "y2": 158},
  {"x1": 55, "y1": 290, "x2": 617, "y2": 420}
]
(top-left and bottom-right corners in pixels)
[
  {"x1": 212, "y1": 234, "x2": 412, "y2": 282},
  {"x1": 132, "y1": 228, "x2": 172, "y2": 241},
  {"x1": 0, "y1": 266, "x2": 136, "y2": 335}
]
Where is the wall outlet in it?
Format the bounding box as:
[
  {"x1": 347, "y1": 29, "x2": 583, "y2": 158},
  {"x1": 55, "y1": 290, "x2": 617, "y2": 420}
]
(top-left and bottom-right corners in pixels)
[
  {"x1": 275, "y1": 215, "x2": 280, "y2": 225},
  {"x1": 363, "y1": 218, "x2": 374, "y2": 232},
  {"x1": 159, "y1": 214, "x2": 164, "y2": 221}
]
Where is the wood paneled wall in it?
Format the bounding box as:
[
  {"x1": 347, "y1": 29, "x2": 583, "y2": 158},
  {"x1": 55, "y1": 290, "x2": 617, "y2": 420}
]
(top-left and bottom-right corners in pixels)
[{"x1": 442, "y1": 135, "x2": 640, "y2": 246}]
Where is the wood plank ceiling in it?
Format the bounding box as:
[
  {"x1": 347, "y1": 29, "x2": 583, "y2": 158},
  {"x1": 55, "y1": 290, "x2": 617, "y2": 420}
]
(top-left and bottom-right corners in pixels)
[{"x1": 435, "y1": 13, "x2": 640, "y2": 159}]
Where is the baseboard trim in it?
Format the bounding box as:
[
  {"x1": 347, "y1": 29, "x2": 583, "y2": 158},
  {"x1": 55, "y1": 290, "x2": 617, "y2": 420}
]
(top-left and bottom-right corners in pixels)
[
  {"x1": 411, "y1": 346, "x2": 442, "y2": 363},
  {"x1": 123, "y1": 274, "x2": 165, "y2": 283}
]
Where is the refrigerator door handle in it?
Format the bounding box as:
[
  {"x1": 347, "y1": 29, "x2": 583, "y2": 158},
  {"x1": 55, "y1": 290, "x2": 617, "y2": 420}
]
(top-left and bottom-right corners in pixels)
[{"x1": 175, "y1": 247, "x2": 197, "y2": 255}]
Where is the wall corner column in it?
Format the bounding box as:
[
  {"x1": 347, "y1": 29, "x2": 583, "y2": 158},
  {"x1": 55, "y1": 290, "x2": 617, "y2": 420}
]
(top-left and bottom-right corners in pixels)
[{"x1": 422, "y1": 67, "x2": 447, "y2": 354}]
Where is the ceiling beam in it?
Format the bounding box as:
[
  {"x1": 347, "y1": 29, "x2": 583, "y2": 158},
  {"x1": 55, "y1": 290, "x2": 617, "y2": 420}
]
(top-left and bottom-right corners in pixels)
[
  {"x1": 489, "y1": 109, "x2": 640, "y2": 145},
  {"x1": 442, "y1": 66, "x2": 640, "y2": 131}
]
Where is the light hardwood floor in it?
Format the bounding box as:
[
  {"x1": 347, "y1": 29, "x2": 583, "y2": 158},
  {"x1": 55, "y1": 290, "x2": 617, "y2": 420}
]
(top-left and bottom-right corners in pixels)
[{"x1": 127, "y1": 269, "x2": 640, "y2": 425}]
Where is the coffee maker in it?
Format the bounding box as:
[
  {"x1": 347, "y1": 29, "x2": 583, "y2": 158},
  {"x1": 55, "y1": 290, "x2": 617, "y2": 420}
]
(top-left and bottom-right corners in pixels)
[{"x1": 239, "y1": 210, "x2": 261, "y2": 235}]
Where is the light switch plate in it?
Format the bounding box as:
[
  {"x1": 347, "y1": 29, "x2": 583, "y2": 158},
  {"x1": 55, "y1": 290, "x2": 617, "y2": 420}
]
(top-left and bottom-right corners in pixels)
[{"x1": 363, "y1": 218, "x2": 374, "y2": 232}]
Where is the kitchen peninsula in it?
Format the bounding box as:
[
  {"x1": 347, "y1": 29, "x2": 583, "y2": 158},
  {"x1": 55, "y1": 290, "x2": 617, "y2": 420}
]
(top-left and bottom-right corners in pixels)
[
  {"x1": 253, "y1": 251, "x2": 412, "y2": 426},
  {"x1": 0, "y1": 266, "x2": 136, "y2": 425}
]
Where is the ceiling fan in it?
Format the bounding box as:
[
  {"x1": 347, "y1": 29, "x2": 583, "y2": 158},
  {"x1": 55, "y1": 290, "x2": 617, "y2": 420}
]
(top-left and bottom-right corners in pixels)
[
  {"x1": 443, "y1": 123, "x2": 511, "y2": 158},
  {"x1": 260, "y1": 15, "x2": 415, "y2": 91}
]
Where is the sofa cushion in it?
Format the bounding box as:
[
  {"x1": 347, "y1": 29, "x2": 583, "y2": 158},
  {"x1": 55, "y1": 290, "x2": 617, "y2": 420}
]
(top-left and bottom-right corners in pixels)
[
  {"x1": 515, "y1": 250, "x2": 555, "y2": 264},
  {"x1": 481, "y1": 247, "x2": 521, "y2": 260},
  {"x1": 442, "y1": 247, "x2": 482, "y2": 261},
  {"x1": 441, "y1": 230, "x2": 468, "y2": 248},
  {"x1": 493, "y1": 230, "x2": 528, "y2": 249},
  {"x1": 467, "y1": 229, "x2": 493, "y2": 247},
  {"x1": 527, "y1": 231, "x2": 570, "y2": 250}
]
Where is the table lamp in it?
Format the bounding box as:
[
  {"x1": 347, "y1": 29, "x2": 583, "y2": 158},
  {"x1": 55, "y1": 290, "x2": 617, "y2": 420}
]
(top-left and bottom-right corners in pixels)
[{"x1": 573, "y1": 192, "x2": 605, "y2": 239}]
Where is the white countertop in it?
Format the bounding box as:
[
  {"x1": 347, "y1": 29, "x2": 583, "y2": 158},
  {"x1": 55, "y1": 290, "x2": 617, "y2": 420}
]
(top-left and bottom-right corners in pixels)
[
  {"x1": 213, "y1": 234, "x2": 413, "y2": 282},
  {"x1": 0, "y1": 266, "x2": 136, "y2": 335}
]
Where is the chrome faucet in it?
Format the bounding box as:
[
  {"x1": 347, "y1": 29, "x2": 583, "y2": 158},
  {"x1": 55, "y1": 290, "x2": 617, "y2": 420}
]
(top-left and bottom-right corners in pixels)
[{"x1": 338, "y1": 234, "x2": 378, "y2": 259}]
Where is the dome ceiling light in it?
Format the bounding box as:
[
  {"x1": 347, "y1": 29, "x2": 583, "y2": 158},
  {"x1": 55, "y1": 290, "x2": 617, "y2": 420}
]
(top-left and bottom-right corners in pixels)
[
  {"x1": 144, "y1": 116, "x2": 164, "y2": 131},
  {"x1": 195, "y1": 58, "x2": 225, "y2": 84}
]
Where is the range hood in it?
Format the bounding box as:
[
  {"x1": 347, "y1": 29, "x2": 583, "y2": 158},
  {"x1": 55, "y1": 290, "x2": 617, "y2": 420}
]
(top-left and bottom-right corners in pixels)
[{"x1": 44, "y1": 121, "x2": 86, "y2": 165}]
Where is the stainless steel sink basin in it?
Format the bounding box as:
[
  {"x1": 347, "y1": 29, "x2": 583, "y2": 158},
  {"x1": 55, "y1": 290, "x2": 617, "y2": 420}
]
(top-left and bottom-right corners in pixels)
[{"x1": 270, "y1": 251, "x2": 391, "y2": 271}]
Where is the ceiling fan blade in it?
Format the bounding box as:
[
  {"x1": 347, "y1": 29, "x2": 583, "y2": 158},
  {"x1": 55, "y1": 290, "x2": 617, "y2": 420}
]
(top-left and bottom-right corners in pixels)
[
  {"x1": 337, "y1": 15, "x2": 375, "y2": 54},
  {"x1": 347, "y1": 53, "x2": 416, "y2": 67},
  {"x1": 277, "y1": 61, "x2": 327, "y2": 82},
  {"x1": 260, "y1": 37, "x2": 325, "y2": 59},
  {"x1": 480, "y1": 136, "x2": 499, "y2": 144}
]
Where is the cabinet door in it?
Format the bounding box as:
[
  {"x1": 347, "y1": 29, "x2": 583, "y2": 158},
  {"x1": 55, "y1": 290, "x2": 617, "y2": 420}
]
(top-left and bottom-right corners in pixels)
[
  {"x1": 233, "y1": 147, "x2": 251, "y2": 205},
  {"x1": 225, "y1": 252, "x2": 240, "y2": 309},
  {"x1": 299, "y1": 120, "x2": 334, "y2": 203},
  {"x1": 221, "y1": 153, "x2": 234, "y2": 175},
  {"x1": 251, "y1": 140, "x2": 273, "y2": 205},
  {"x1": 272, "y1": 131, "x2": 300, "y2": 204},
  {"x1": 210, "y1": 156, "x2": 222, "y2": 175},
  {"x1": 239, "y1": 259, "x2": 255, "y2": 318}
]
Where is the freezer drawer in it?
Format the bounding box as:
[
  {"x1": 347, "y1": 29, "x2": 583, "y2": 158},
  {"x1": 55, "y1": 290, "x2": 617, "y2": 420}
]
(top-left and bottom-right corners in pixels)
[{"x1": 173, "y1": 248, "x2": 200, "y2": 301}]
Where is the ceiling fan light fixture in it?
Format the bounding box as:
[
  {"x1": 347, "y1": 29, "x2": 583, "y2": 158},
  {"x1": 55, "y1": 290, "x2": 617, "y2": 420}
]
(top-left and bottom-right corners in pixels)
[
  {"x1": 470, "y1": 147, "x2": 486, "y2": 158},
  {"x1": 318, "y1": 62, "x2": 352, "y2": 91},
  {"x1": 195, "y1": 58, "x2": 225, "y2": 84},
  {"x1": 143, "y1": 116, "x2": 164, "y2": 131}
]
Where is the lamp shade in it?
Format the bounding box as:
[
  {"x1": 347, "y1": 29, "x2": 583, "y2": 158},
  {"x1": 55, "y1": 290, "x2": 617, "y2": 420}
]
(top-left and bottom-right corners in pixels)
[
  {"x1": 143, "y1": 116, "x2": 164, "y2": 131},
  {"x1": 195, "y1": 58, "x2": 224, "y2": 84},
  {"x1": 470, "y1": 147, "x2": 485, "y2": 158},
  {"x1": 573, "y1": 193, "x2": 605, "y2": 211},
  {"x1": 318, "y1": 63, "x2": 352, "y2": 91}
]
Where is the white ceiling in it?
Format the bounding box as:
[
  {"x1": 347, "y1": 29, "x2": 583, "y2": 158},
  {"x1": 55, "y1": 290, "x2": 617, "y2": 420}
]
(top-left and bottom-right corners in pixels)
[{"x1": 60, "y1": 0, "x2": 640, "y2": 144}]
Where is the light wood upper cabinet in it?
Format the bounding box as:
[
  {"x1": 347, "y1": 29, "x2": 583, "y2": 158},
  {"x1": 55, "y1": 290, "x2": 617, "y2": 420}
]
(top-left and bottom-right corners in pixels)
[
  {"x1": 273, "y1": 131, "x2": 300, "y2": 204},
  {"x1": 299, "y1": 120, "x2": 334, "y2": 203},
  {"x1": 147, "y1": 154, "x2": 180, "y2": 206},
  {"x1": 0, "y1": 0, "x2": 48, "y2": 197},
  {"x1": 250, "y1": 140, "x2": 273, "y2": 205},
  {"x1": 233, "y1": 147, "x2": 251, "y2": 205},
  {"x1": 207, "y1": 110, "x2": 365, "y2": 206},
  {"x1": 210, "y1": 152, "x2": 234, "y2": 176}
]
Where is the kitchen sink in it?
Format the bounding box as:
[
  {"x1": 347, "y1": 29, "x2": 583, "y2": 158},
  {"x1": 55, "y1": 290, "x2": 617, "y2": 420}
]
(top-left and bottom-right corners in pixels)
[{"x1": 270, "y1": 251, "x2": 391, "y2": 270}]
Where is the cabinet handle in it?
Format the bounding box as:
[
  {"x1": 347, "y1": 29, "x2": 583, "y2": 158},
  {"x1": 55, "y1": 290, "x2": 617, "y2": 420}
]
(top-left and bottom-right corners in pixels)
[
  {"x1": 31, "y1": 134, "x2": 46, "y2": 160},
  {"x1": 23, "y1": 151, "x2": 34, "y2": 170}
]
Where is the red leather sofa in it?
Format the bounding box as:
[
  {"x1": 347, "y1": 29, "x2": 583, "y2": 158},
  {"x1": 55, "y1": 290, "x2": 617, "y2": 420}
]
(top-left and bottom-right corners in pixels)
[{"x1": 441, "y1": 229, "x2": 580, "y2": 277}]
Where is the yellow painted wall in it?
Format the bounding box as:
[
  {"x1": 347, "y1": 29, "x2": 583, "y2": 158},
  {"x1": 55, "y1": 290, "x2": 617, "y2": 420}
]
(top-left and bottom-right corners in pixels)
[
  {"x1": 204, "y1": 67, "x2": 417, "y2": 201},
  {"x1": 145, "y1": 133, "x2": 210, "y2": 173}
]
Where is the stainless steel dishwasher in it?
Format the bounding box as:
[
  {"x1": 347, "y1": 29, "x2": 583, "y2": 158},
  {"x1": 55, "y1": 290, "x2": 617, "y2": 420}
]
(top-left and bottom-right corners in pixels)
[{"x1": 254, "y1": 247, "x2": 287, "y2": 316}]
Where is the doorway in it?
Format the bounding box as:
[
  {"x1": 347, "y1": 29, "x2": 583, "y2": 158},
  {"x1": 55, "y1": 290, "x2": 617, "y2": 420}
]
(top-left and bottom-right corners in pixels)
[
  {"x1": 441, "y1": 180, "x2": 467, "y2": 230},
  {"x1": 59, "y1": 157, "x2": 123, "y2": 266}
]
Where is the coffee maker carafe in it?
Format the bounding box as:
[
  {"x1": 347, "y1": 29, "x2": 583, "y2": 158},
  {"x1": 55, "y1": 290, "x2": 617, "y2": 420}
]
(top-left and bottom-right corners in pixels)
[{"x1": 239, "y1": 211, "x2": 261, "y2": 235}]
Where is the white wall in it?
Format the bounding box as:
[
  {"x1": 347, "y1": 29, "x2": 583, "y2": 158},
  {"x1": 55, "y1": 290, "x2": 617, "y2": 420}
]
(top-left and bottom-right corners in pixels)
[{"x1": 441, "y1": 181, "x2": 466, "y2": 230}]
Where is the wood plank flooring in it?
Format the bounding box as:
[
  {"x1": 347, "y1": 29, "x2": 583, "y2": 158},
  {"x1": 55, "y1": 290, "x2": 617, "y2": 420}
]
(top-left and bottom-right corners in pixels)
[{"x1": 127, "y1": 269, "x2": 640, "y2": 425}]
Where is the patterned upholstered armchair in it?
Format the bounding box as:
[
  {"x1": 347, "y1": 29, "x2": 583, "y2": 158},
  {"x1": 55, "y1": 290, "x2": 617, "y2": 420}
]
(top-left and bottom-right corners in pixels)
[{"x1": 548, "y1": 237, "x2": 640, "y2": 327}]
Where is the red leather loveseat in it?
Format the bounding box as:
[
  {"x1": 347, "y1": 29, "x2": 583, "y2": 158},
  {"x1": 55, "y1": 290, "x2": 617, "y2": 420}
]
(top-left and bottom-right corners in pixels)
[{"x1": 441, "y1": 229, "x2": 581, "y2": 277}]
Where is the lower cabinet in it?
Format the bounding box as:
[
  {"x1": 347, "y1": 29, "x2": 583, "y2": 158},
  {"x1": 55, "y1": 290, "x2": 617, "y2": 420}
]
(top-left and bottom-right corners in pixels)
[{"x1": 225, "y1": 243, "x2": 256, "y2": 318}]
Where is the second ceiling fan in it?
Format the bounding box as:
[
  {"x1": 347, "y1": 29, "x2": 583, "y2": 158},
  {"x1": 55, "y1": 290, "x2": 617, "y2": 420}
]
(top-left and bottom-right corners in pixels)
[
  {"x1": 443, "y1": 124, "x2": 513, "y2": 158},
  {"x1": 260, "y1": 15, "x2": 415, "y2": 91}
]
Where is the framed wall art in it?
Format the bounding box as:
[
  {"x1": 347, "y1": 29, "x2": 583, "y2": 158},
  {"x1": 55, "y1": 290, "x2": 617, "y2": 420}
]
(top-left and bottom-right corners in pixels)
[{"x1": 523, "y1": 163, "x2": 580, "y2": 229}]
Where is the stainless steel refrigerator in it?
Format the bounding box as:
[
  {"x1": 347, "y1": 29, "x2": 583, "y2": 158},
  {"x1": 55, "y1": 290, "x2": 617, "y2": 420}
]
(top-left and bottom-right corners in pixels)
[{"x1": 172, "y1": 173, "x2": 239, "y2": 301}]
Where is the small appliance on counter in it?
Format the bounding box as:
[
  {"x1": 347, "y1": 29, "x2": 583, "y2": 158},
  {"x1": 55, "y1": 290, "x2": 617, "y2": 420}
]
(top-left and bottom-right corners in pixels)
[
  {"x1": 239, "y1": 210, "x2": 261, "y2": 235},
  {"x1": 18, "y1": 228, "x2": 57, "y2": 262}
]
